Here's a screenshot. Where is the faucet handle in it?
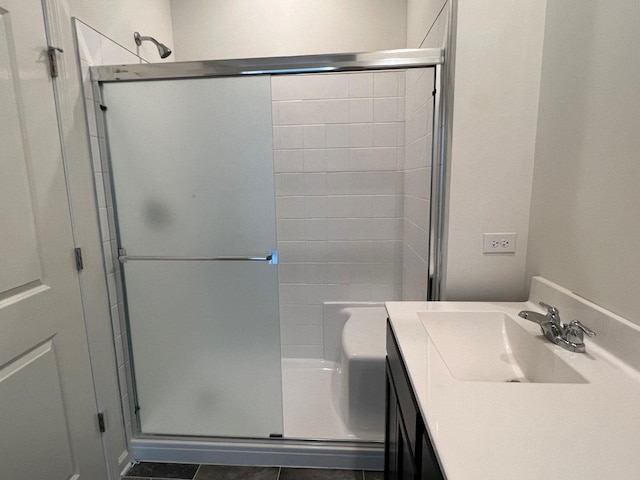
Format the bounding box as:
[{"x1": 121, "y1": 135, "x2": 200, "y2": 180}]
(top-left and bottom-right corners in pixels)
[
  {"x1": 539, "y1": 302, "x2": 559, "y2": 317},
  {"x1": 569, "y1": 320, "x2": 596, "y2": 337},
  {"x1": 565, "y1": 320, "x2": 596, "y2": 345}
]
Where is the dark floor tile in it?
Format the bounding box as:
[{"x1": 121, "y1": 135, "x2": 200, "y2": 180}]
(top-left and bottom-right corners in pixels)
[
  {"x1": 194, "y1": 465, "x2": 279, "y2": 480},
  {"x1": 363, "y1": 471, "x2": 383, "y2": 480},
  {"x1": 279, "y1": 468, "x2": 362, "y2": 480},
  {"x1": 124, "y1": 462, "x2": 200, "y2": 479}
]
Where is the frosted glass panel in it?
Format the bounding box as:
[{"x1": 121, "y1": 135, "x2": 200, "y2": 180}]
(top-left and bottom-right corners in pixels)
[{"x1": 103, "y1": 76, "x2": 283, "y2": 437}]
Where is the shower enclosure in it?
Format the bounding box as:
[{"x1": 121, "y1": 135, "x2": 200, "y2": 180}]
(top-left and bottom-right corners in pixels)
[{"x1": 91, "y1": 49, "x2": 445, "y2": 466}]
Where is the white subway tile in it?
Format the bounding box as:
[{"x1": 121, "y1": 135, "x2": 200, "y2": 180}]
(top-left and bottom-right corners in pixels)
[
  {"x1": 305, "y1": 218, "x2": 327, "y2": 240},
  {"x1": 373, "y1": 123, "x2": 398, "y2": 147},
  {"x1": 326, "y1": 196, "x2": 373, "y2": 218},
  {"x1": 273, "y1": 126, "x2": 281, "y2": 149},
  {"x1": 279, "y1": 101, "x2": 304, "y2": 125},
  {"x1": 372, "y1": 196, "x2": 398, "y2": 218},
  {"x1": 98, "y1": 207, "x2": 109, "y2": 241},
  {"x1": 306, "y1": 263, "x2": 328, "y2": 284},
  {"x1": 280, "y1": 305, "x2": 308, "y2": 325},
  {"x1": 327, "y1": 264, "x2": 351, "y2": 284},
  {"x1": 275, "y1": 173, "x2": 305, "y2": 196},
  {"x1": 321, "y1": 74, "x2": 349, "y2": 98},
  {"x1": 307, "y1": 305, "x2": 324, "y2": 325},
  {"x1": 404, "y1": 167, "x2": 431, "y2": 198},
  {"x1": 349, "y1": 98, "x2": 374, "y2": 123},
  {"x1": 286, "y1": 345, "x2": 323, "y2": 358},
  {"x1": 271, "y1": 77, "x2": 280, "y2": 101},
  {"x1": 372, "y1": 147, "x2": 398, "y2": 171},
  {"x1": 323, "y1": 99, "x2": 350, "y2": 124},
  {"x1": 349, "y1": 72, "x2": 374, "y2": 97},
  {"x1": 303, "y1": 173, "x2": 326, "y2": 195},
  {"x1": 303, "y1": 149, "x2": 327, "y2": 172},
  {"x1": 301, "y1": 100, "x2": 326, "y2": 124},
  {"x1": 305, "y1": 241, "x2": 328, "y2": 262},
  {"x1": 349, "y1": 123, "x2": 374, "y2": 147},
  {"x1": 374, "y1": 71, "x2": 399, "y2": 97},
  {"x1": 280, "y1": 284, "x2": 307, "y2": 305},
  {"x1": 110, "y1": 304, "x2": 121, "y2": 338},
  {"x1": 277, "y1": 241, "x2": 306, "y2": 262},
  {"x1": 90, "y1": 136, "x2": 101, "y2": 173},
  {"x1": 274, "y1": 150, "x2": 304, "y2": 173},
  {"x1": 326, "y1": 149, "x2": 350, "y2": 171},
  {"x1": 303, "y1": 125, "x2": 326, "y2": 148},
  {"x1": 397, "y1": 71, "x2": 406, "y2": 96},
  {"x1": 279, "y1": 125, "x2": 304, "y2": 149},
  {"x1": 374, "y1": 98, "x2": 399, "y2": 122},
  {"x1": 326, "y1": 124, "x2": 349, "y2": 148},
  {"x1": 277, "y1": 219, "x2": 306, "y2": 240},
  {"x1": 305, "y1": 196, "x2": 327, "y2": 217},
  {"x1": 277, "y1": 196, "x2": 306, "y2": 218},
  {"x1": 307, "y1": 325, "x2": 324, "y2": 345},
  {"x1": 281, "y1": 324, "x2": 309, "y2": 344},
  {"x1": 397, "y1": 97, "x2": 406, "y2": 122},
  {"x1": 349, "y1": 148, "x2": 374, "y2": 171},
  {"x1": 279, "y1": 263, "x2": 307, "y2": 284},
  {"x1": 94, "y1": 173, "x2": 106, "y2": 207},
  {"x1": 278, "y1": 75, "x2": 308, "y2": 100}
]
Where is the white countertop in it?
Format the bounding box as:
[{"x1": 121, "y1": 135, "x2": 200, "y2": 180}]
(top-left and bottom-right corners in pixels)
[{"x1": 385, "y1": 278, "x2": 640, "y2": 480}]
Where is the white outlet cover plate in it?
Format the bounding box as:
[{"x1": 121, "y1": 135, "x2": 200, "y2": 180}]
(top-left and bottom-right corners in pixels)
[{"x1": 483, "y1": 233, "x2": 517, "y2": 254}]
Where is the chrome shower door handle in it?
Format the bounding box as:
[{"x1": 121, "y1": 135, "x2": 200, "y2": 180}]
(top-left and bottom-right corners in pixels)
[{"x1": 118, "y1": 248, "x2": 278, "y2": 264}]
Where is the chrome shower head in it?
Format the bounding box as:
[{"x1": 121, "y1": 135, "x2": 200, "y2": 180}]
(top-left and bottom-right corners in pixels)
[{"x1": 134, "y1": 31, "x2": 172, "y2": 59}]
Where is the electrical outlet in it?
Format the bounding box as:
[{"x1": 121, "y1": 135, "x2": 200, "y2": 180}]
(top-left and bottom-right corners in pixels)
[{"x1": 483, "y1": 233, "x2": 517, "y2": 254}]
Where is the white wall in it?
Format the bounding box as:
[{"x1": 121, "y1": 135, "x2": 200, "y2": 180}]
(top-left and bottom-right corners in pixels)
[
  {"x1": 62, "y1": 0, "x2": 174, "y2": 62},
  {"x1": 443, "y1": 0, "x2": 547, "y2": 301},
  {"x1": 169, "y1": 0, "x2": 407, "y2": 60},
  {"x1": 406, "y1": 0, "x2": 448, "y2": 48},
  {"x1": 526, "y1": 0, "x2": 640, "y2": 325}
]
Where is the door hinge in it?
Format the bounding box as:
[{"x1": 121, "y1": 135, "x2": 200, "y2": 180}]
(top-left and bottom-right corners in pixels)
[
  {"x1": 47, "y1": 46, "x2": 63, "y2": 78},
  {"x1": 74, "y1": 247, "x2": 84, "y2": 271},
  {"x1": 97, "y1": 412, "x2": 106, "y2": 433}
]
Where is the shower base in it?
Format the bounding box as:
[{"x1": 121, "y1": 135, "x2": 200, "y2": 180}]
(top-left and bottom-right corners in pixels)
[{"x1": 282, "y1": 358, "x2": 382, "y2": 442}]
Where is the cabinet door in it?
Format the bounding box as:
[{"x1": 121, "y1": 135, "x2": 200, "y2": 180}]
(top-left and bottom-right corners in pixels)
[
  {"x1": 385, "y1": 365, "x2": 399, "y2": 480},
  {"x1": 399, "y1": 419, "x2": 417, "y2": 480},
  {"x1": 421, "y1": 432, "x2": 444, "y2": 480}
]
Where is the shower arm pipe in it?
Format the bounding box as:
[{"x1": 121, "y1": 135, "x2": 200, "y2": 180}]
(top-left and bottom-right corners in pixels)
[
  {"x1": 118, "y1": 249, "x2": 279, "y2": 265},
  {"x1": 90, "y1": 48, "x2": 443, "y2": 82}
]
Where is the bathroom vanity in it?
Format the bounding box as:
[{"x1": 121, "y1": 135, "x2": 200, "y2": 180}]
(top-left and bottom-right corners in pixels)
[
  {"x1": 385, "y1": 321, "x2": 443, "y2": 480},
  {"x1": 384, "y1": 277, "x2": 640, "y2": 479}
]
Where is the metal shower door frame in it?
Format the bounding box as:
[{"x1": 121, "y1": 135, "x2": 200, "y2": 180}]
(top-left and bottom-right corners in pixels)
[{"x1": 90, "y1": 47, "x2": 449, "y2": 451}]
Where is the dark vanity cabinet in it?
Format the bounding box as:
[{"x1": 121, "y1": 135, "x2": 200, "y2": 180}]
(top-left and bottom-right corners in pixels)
[{"x1": 385, "y1": 321, "x2": 444, "y2": 480}]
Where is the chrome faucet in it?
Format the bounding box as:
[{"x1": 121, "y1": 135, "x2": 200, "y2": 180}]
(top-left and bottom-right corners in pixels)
[{"x1": 518, "y1": 302, "x2": 596, "y2": 353}]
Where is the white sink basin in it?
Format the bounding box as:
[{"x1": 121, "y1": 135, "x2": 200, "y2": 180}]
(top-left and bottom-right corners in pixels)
[{"x1": 418, "y1": 311, "x2": 587, "y2": 384}]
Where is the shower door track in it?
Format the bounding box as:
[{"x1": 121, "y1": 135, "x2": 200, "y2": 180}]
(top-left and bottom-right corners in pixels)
[{"x1": 91, "y1": 48, "x2": 443, "y2": 81}]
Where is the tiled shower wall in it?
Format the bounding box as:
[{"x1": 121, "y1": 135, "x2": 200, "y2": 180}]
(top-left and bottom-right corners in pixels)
[
  {"x1": 272, "y1": 72, "x2": 406, "y2": 358},
  {"x1": 402, "y1": 69, "x2": 434, "y2": 300}
]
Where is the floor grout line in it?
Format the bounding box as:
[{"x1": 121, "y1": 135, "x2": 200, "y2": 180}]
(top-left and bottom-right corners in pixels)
[{"x1": 192, "y1": 463, "x2": 202, "y2": 480}]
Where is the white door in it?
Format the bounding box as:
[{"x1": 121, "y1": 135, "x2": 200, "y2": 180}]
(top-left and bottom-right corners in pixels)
[{"x1": 0, "y1": 1, "x2": 108, "y2": 479}]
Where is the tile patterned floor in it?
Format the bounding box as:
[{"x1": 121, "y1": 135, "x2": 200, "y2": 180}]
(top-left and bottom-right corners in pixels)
[{"x1": 122, "y1": 462, "x2": 383, "y2": 480}]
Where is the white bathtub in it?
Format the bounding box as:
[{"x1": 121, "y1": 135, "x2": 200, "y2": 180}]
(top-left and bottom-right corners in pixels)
[{"x1": 324, "y1": 303, "x2": 388, "y2": 440}]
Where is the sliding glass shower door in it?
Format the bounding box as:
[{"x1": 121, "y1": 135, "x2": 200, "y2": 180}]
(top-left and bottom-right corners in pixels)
[{"x1": 103, "y1": 76, "x2": 283, "y2": 437}]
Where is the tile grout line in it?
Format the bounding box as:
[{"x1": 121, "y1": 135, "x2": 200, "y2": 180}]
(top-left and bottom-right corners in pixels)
[{"x1": 192, "y1": 463, "x2": 202, "y2": 480}]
